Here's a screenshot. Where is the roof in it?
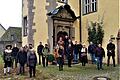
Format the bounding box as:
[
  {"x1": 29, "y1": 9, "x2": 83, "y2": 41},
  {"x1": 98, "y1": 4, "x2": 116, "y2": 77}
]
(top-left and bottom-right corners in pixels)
[
  {"x1": 47, "y1": 4, "x2": 76, "y2": 20},
  {"x1": 1, "y1": 27, "x2": 22, "y2": 42},
  {"x1": 0, "y1": 24, "x2": 6, "y2": 31}
]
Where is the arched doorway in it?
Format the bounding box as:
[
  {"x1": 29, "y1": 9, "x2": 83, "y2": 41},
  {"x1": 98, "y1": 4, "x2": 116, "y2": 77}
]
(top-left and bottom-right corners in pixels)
[{"x1": 57, "y1": 31, "x2": 68, "y2": 41}]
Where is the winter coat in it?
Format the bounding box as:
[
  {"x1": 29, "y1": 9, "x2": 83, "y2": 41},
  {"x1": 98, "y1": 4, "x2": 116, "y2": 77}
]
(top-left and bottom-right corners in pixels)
[
  {"x1": 73, "y1": 44, "x2": 79, "y2": 54},
  {"x1": 27, "y1": 52, "x2": 37, "y2": 67},
  {"x1": 3, "y1": 49, "x2": 13, "y2": 62},
  {"x1": 58, "y1": 48, "x2": 64, "y2": 58},
  {"x1": 12, "y1": 47, "x2": 19, "y2": 58},
  {"x1": 107, "y1": 43, "x2": 115, "y2": 56},
  {"x1": 96, "y1": 47, "x2": 105, "y2": 58},
  {"x1": 88, "y1": 44, "x2": 96, "y2": 54},
  {"x1": 42, "y1": 47, "x2": 50, "y2": 57},
  {"x1": 66, "y1": 46, "x2": 73, "y2": 60},
  {"x1": 37, "y1": 45, "x2": 44, "y2": 55},
  {"x1": 17, "y1": 51, "x2": 27, "y2": 65}
]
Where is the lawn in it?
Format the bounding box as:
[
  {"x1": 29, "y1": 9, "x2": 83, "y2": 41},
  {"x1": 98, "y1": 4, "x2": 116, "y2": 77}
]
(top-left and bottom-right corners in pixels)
[{"x1": 0, "y1": 55, "x2": 119, "y2": 80}]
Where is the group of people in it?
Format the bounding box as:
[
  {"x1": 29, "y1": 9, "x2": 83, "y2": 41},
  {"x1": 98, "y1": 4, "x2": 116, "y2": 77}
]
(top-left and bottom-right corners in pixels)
[
  {"x1": 51, "y1": 36, "x2": 116, "y2": 71},
  {"x1": 2, "y1": 35, "x2": 116, "y2": 77},
  {"x1": 3, "y1": 44, "x2": 37, "y2": 78}
]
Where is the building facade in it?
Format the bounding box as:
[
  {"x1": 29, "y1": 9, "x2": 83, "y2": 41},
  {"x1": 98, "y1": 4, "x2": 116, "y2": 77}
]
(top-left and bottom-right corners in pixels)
[{"x1": 22, "y1": 0, "x2": 119, "y2": 64}]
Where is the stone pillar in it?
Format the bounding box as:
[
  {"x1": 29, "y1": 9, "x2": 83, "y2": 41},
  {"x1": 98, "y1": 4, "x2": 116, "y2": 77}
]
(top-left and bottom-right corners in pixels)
[
  {"x1": 27, "y1": 0, "x2": 35, "y2": 45},
  {"x1": 117, "y1": 29, "x2": 120, "y2": 64}
]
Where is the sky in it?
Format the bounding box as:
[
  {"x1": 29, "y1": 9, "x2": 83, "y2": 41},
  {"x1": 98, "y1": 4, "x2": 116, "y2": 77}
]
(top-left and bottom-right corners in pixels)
[{"x1": 0, "y1": 0, "x2": 22, "y2": 29}]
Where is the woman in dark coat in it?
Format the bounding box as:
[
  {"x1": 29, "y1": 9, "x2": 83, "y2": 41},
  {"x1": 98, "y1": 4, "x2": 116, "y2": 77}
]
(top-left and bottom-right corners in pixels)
[
  {"x1": 17, "y1": 47, "x2": 27, "y2": 75},
  {"x1": 27, "y1": 49, "x2": 37, "y2": 78},
  {"x1": 81, "y1": 43, "x2": 88, "y2": 66},
  {"x1": 58, "y1": 46, "x2": 64, "y2": 71}
]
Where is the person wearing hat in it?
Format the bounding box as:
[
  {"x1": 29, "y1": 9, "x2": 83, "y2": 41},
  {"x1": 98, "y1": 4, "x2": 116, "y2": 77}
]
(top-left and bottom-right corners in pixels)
[
  {"x1": 81, "y1": 43, "x2": 88, "y2": 66},
  {"x1": 107, "y1": 40, "x2": 116, "y2": 67},
  {"x1": 3, "y1": 45, "x2": 13, "y2": 75}
]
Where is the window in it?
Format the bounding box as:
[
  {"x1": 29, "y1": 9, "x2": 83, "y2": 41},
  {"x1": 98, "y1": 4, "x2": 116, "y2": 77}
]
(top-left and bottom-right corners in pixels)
[
  {"x1": 83, "y1": 0, "x2": 97, "y2": 15},
  {"x1": 57, "y1": 0, "x2": 68, "y2": 4},
  {"x1": 23, "y1": 16, "x2": 28, "y2": 36}
]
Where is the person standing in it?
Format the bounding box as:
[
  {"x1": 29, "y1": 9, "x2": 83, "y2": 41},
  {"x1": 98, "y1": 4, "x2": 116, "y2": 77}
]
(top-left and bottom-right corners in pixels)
[
  {"x1": 66, "y1": 44, "x2": 73, "y2": 67},
  {"x1": 88, "y1": 42, "x2": 96, "y2": 64},
  {"x1": 78, "y1": 42, "x2": 82, "y2": 62},
  {"x1": 3, "y1": 45, "x2": 13, "y2": 75},
  {"x1": 107, "y1": 40, "x2": 116, "y2": 67},
  {"x1": 73, "y1": 41, "x2": 79, "y2": 63},
  {"x1": 58, "y1": 46, "x2": 64, "y2": 71},
  {"x1": 96, "y1": 44, "x2": 105, "y2": 70},
  {"x1": 27, "y1": 49, "x2": 37, "y2": 78},
  {"x1": 37, "y1": 42, "x2": 44, "y2": 65},
  {"x1": 17, "y1": 47, "x2": 27, "y2": 75},
  {"x1": 12, "y1": 44, "x2": 19, "y2": 68},
  {"x1": 42, "y1": 44, "x2": 50, "y2": 67},
  {"x1": 81, "y1": 44, "x2": 88, "y2": 66}
]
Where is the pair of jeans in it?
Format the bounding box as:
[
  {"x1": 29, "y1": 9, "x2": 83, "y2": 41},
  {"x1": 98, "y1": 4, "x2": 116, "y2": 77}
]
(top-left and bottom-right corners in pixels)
[
  {"x1": 90, "y1": 53, "x2": 95, "y2": 64},
  {"x1": 74, "y1": 53, "x2": 78, "y2": 62},
  {"x1": 96, "y1": 57, "x2": 103, "y2": 70}
]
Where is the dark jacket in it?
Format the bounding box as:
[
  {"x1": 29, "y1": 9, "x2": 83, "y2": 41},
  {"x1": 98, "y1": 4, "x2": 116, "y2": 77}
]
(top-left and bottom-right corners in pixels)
[
  {"x1": 107, "y1": 43, "x2": 115, "y2": 56},
  {"x1": 12, "y1": 47, "x2": 19, "y2": 58},
  {"x1": 27, "y1": 52, "x2": 37, "y2": 67},
  {"x1": 96, "y1": 47, "x2": 105, "y2": 58},
  {"x1": 37, "y1": 45, "x2": 44, "y2": 55},
  {"x1": 3, "y1": 50, "x2": 13, "y2": 62},
  {"x1": 73, "y1": 44, "x2": 79, "y2": 54},
  {"x1": 17, "y1": 51, "x2": 27, "y2": 65},
  {"x1": 66, "y1": 45, "x2": 73, "y2": 59},
  {"x1": 58, "y1": 48, "x2": 64, "y2": 58},
  {"x1": 88, "y1": 44, "x2": 96, "y2": 54}
]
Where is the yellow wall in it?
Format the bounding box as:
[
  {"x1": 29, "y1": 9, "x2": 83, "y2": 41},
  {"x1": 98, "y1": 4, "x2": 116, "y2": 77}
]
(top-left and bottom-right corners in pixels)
[
  {"x1": 69, "y1": 0, "x2": 80, "y2": 42},
  {"x1": 81, "y1": 0, "x2": 119, "y2": 63},
  {"x1": 33, "y1": 0, "x2": 48, "y2": 54}
]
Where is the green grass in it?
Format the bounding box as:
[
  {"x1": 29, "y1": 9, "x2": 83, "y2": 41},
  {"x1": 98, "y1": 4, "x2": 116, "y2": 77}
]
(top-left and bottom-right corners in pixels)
[{"x1": 0, "y1": 55, "x2": 119, "y2": 80}]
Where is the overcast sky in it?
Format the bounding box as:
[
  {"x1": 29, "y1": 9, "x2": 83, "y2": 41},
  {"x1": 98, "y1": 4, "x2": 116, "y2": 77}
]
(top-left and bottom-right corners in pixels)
[{"x1": 0, "y1": 0, "x2": 22, "y2": 29}]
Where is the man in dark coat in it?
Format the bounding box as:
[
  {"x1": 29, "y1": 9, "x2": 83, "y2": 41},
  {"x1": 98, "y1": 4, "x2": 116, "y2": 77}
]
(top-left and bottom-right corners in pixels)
[
  {"x1": 73, "y1": 41, "x2": 79, "y2": 63},
  {"x1": 17, "y1": 47, "x2": 27, "y2": 75},
  {"x1": 88, "y1": 42, "x2": 96, "y2": 64},
  {"x1": 96, "y1": 44, "x2": 105, "y2": 70},
  {"x1": 78, "y1": 42, "x2": 82, "y2": 62},
  {"x1": 107, "y1": 40, "x2": 115, "y2": 67},
  {"x1": 12, "y1": 44, "x2": 19, "y2": 68},
  {"x1": 66, "y1": 44, "x2": 73, "y2": 67},
  {"x1": 37, "y1": 42, "x2": 44, "y2": 65}
]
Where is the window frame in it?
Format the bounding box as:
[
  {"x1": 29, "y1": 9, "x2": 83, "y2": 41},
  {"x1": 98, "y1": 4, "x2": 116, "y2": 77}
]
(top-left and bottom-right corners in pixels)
[
  {"x1": 82, "y1": 0, "x2": 97, "y2": 15},
  {"x1": 23, "y1": 16, "x2": 28, "y2": 36}
]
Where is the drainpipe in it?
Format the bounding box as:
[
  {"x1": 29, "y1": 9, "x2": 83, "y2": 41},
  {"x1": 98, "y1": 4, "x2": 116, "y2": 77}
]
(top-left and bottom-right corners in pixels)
[{"x1": 79, "y1": 0, "x2": 82, "y2": 42}]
